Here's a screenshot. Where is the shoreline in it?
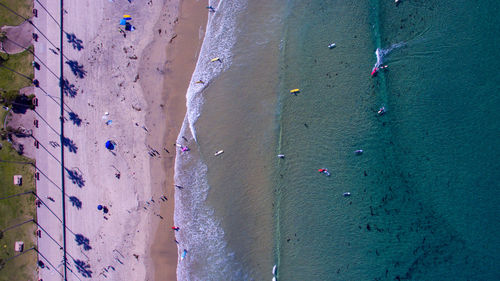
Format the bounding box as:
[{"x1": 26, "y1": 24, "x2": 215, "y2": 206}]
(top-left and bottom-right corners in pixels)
[{"x1": 140, "y1": 0, "x2": 208, "y2": 280}]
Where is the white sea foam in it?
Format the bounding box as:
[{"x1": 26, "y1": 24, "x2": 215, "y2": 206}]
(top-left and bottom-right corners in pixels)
[
  {"x1": 185, "y1": 0, "x2": 247, "y2": 141},
  {"x1": 373, "y1": 42, "x2": 406, "y2": 69},
  {"x1": 174, "y1": 0, "x2": 249, "y2": 280}
]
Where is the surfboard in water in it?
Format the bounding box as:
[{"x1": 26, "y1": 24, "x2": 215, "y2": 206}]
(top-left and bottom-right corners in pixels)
[{"x1": 181, "y1": 249, "x2": 188, "y2": 260}]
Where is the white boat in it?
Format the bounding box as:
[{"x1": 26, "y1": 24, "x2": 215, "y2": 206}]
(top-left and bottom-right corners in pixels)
[
  {"x1": 343, "y1": 192, "x2": 351, "y2": 197},
  {"x1": 328, "y1": 43, "x2": 336, "y2": 49},
  {"x1": 277, "y1": 154, "x2": 285, "y2": 159},
  {"x1": 272, "y1": 264, "x2": 277, "y2": 275},
  {"x1": 214, "y1": 150, "x2": 224, "y2": 156}
]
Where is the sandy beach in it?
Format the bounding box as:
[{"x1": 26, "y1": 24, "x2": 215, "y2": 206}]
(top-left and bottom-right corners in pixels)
[
  {"x1": 139, "y1": 0, "x2": 207, "y2": 280},
  {"x1": 32, "y1": 0, "x2": 207, "y2": 280}
]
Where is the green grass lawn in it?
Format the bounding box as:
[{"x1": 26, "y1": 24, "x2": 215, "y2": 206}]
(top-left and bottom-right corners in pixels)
[
  {"x1": 0, "y1": 48, "x2": 34, "y2": 94},
  {"x1": 0, "y1": 0, "x2": 33, "y2": 26},
  {"x1": 0, "y1": 108, "x2": 8, "y2": 130},
  {"x1": 0, "y1": 140, "x2": 36, "y2": 281},
  {"x1": 0, "y1": 0, "x2": 39, "y2": 279}
]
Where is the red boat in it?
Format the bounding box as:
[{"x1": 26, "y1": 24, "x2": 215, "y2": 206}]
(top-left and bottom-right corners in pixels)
[{"x1": 371, "y1": 67, "x2": 378, "y2": 77}]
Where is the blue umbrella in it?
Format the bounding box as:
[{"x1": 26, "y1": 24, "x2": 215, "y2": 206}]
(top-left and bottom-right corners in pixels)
[
  {"x1": 105, "y1": 140, "x2": 115, "y2": 150},
  {"x1": 119, "y1": 18, "x2": 127, "y2": 25},
  {"x1": 97, "y1": 205, "x2": 103, "y2": 210}
]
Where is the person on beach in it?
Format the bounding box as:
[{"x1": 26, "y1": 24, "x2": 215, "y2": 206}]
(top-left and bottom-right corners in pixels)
[
  {"x1": 171, "y1": 226, "x2": 180, "y2": 231},
  {"x1": 118, "y1": 28, "x2": 126, "y2": 38},
  {"x1": 175, "y1": 143, "x2": 189, "y2": 151}
]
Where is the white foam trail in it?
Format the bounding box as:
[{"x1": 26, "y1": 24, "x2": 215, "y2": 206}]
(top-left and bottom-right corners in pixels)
[
  {"x1": 184, "y1": 0, "x2": 247, "y2": 142},
  {"x1": 373, "y1": 42, "x2": 406, "y2": 69},
  {"x1": 174, "y1": 0, "x2": 249, "y2": 280}
]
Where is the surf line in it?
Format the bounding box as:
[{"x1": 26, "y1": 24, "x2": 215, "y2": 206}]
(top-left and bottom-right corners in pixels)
[{"x1": 272, "y1": 26, "x2": 292, "y2": 280}]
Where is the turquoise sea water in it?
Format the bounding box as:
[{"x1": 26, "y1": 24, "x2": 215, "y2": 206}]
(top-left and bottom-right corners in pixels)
[{"x1": 175, "y1": 0, "x2": 500, "y2": 280}]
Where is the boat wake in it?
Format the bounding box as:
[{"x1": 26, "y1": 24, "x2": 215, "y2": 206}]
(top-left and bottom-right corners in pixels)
[{"x1": 372, "y1": 42, "x2": 406, "y2": 73}]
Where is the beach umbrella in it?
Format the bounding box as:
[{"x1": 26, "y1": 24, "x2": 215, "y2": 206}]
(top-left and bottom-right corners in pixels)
[
  {"x1": 124, "y1": 22, "x2": 136, "y2": 31},
  {"x1": 97, "y1": 205, "x2": 103, "y2": 210},
  {"x1": 105, "y1": 140, "x2": 115, "y2": 150},
  {"x1": 119, "y1": 18, "x2": 127, "y2": 25}
]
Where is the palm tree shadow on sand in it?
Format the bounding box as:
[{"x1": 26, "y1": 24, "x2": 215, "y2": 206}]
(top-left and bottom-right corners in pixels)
[
  {"x1": 65, "y1": 33, "x2": 84, "y2": 51},
  {"x1": 65, "y1": 167, "x2": 85, "y2": 188},
  {"x1": 73, "y1": 259, "x2": 92, "y2": 278},
  {"x1": 65, "y1": 60, "x2": 86, "y2": 79},
  {"x1": 60, "y1": 78, "x2": 79, "y2": 98},
  {"x1": 69, "y1": 196, "x2": 82, "y2": 209},
  {"x1": 62, "y1": 137, "x2": 78, "y2": 153}
]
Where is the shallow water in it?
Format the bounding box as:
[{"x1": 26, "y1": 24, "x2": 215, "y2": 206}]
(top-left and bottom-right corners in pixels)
[{"x1": 175, "y1": 0, "x2": 500, "y2": 279}]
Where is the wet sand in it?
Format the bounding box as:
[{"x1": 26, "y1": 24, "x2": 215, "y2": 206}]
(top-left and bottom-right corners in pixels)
[{"x1": 138, "y1": 0, "x2": 207, "y2": 279}]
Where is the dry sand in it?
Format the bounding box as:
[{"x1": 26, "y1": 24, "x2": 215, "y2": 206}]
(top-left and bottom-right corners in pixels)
[{"x1": 33, "y1": 0, "x2": 207, "y2": 280}]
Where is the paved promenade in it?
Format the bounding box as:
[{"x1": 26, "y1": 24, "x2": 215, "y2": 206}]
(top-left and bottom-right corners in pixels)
[{"x1": 33, "y1": 0, "x2": 67, "y2": 280}]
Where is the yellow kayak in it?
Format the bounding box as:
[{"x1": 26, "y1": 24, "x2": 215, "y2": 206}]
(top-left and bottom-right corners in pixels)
[
  {"x1": 211, "y1": 57, "x2": 220, "y2": 62},
  {"x1": 290, "y1": 89, "x2": 300, "y2": 93}
]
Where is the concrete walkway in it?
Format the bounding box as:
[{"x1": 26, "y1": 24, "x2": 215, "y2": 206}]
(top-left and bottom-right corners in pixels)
[{"x1": 33, "y1": 0, "x2": 67, "y2": 280}]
